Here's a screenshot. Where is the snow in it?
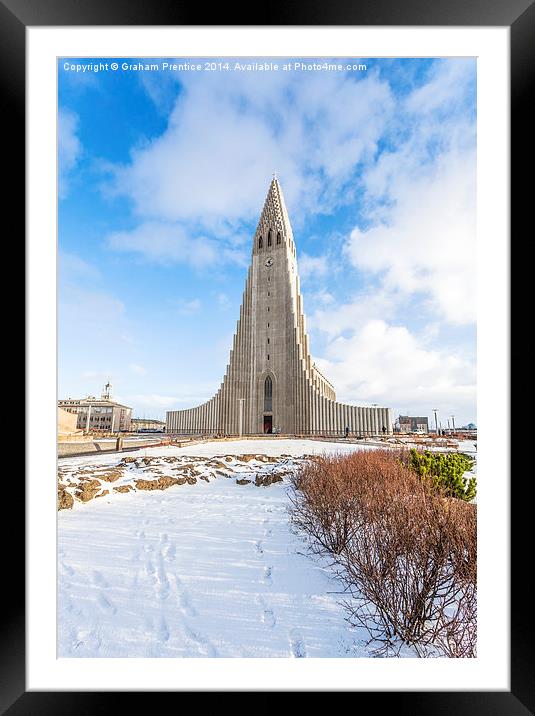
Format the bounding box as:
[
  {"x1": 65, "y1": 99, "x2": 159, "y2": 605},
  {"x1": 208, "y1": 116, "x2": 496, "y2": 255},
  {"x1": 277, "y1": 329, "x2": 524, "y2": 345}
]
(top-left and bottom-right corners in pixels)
[{"x1": 58, "y1": 438, "x2": 473, "y2": 658}]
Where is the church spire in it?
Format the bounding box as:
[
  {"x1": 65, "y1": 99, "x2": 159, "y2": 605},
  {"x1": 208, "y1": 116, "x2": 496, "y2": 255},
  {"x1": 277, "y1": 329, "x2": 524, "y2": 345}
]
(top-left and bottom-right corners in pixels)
[{"x1": 254, "y1": 176, "x2": 295, "y2": 254}]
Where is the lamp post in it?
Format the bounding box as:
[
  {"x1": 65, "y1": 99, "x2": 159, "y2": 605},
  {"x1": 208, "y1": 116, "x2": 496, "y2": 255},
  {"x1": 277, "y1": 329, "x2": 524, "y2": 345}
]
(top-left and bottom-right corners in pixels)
[
  {"x1": 451, "y1": 415, "x2": 456, "y2": 432},
  {"x1": 433, "y1": 409, "x2": 439, "y2": 436},
  {"x1": 85, "y1": 404, "x2": 92, "y2": 434}
]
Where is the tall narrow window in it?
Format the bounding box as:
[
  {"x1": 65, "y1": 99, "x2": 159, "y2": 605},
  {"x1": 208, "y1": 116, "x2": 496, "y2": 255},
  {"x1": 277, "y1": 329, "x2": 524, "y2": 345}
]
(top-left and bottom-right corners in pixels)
[
  {"x1": 276, "y1": 232, "x2": 281, "y2": 244},
  {"x1": 267, "y1": 229, "x2": 272, "y2": 247},
  {"x1": 264, "y1": 376, "x2": 272, "y2": 412},
  {"x1": 258, "y1": 236, "x2": 263, "y2": 249}
]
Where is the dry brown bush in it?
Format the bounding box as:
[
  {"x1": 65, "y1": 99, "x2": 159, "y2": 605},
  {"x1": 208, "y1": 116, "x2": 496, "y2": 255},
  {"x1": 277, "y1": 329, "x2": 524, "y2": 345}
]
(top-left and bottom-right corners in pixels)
[{"x1": 289, "y1": 449, "x2": 477, "y2": 657}]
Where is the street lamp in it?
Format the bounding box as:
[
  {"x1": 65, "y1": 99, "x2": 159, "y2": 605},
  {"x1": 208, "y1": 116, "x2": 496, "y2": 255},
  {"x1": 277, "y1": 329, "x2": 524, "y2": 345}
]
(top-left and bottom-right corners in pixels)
[{"x1": 433, "y1": 409, "x2": 439, "y2": 436}]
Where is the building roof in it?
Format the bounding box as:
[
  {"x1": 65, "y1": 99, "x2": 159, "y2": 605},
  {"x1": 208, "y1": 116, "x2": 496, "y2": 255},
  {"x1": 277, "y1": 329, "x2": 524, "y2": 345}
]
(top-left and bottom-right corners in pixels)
[{"x1": 59, "y1": 398, "x2": 132, "y2": 410}]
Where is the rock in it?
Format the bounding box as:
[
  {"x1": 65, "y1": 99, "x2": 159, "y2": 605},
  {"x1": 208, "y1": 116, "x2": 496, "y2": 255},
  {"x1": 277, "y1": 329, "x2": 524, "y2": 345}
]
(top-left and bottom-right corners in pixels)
[
  {"x1": 225, "y1": 456, "x2": 233, "y2": 462},
  {"x1": 74, "y1": 479, "x2": 102, "y2": 502},
  {"x1": 159, "y1": 476, "x2": 180, "y2": 489},
  {"x1": 58, "y1": 488, "x2": 74, "y2": 510},
  {"x1": 236, "y1": 478, "x2": 251, "y2": 485},
  {"x1": 98, "y1": 469, "x2": 123, "y2": 482},
  {"x1": 215, "y1": 470, "x2": 229, "y2": 478},
  {"x1": 235, "y1": 454, "x2": 257, "y2": 463},
  {"x1": 199, "y1": 475, "x2": 210, "y2": 482},
  {"x1": 186, "y1": 477, "x2": 197, "y2": 485},
  {"x1": 120, "y1": 456, "x2": 137, "y2": 464},
  {"x1": 135, "y1": 476, "x2": 180, "y2": 491},
  {"x1": 95, "y1": 489, "x2": 109, "y2": 498},
  {"x1": 271, "y1": 475, "x2": 283, "y2": 483},
  {"x1": 113, "y1": 485, "x2": 133, "y2": 493}
]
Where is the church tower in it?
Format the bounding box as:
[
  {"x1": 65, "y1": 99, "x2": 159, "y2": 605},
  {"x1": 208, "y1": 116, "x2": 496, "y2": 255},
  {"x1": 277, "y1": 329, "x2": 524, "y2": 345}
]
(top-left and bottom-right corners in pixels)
[{"x1": 166, "y1": 178, "x2": 392, "y2": 436}]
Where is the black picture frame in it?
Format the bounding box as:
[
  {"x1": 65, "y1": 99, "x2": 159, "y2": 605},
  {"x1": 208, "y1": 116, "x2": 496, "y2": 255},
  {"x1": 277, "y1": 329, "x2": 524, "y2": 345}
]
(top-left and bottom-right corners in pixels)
[{"x1": 8, "y1": 0, "x2": 526, "y2": 709}]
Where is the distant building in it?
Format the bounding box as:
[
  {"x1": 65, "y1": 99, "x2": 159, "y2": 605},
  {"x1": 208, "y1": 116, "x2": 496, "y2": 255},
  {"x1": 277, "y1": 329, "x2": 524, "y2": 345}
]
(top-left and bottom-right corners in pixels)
[
  {"x1": 397, "y1": 415, "x2": 429, "y2": 434},
  {"x1": 131, "y1": 418, "x2": 166, "y2": 432},
  {"x1": 59, "y1": 383, "x2": 132, "y2": 432},
  {"x1": 57, "y1": 406, "x2": 81, "y2": 435}
]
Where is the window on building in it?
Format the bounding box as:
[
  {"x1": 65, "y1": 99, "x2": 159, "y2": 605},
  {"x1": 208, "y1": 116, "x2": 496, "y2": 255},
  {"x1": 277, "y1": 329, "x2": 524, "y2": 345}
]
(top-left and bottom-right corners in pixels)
[
  {"x1": 277, "y1": 232, "x2": 281, "y2": 244},
  {"x1": 264, "y1": 375, "x2": 272, "y2": 412},
  {"x1": 267, "y1": 229, "x2": 272, "y2": 247},
  {"x1": 258, "y1": 236, "x2": 263, "y2": 249}
]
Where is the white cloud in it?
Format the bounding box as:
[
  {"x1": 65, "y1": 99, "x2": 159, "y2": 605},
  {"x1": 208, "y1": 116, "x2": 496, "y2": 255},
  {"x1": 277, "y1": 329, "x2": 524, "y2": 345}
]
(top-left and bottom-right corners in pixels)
[
  {"x1": 348, "y1": 148, "x2": 476, "y2": 325},
  {"x1": 60, "y1": 252, "x2": 101, "y2": 281},
  {"x1": 106, "y1": 221, "x2": 246, "y2": 268},
  {"x1": 107, "y1": 69, "x2": 394, "y2": 233},
  {"x1": 298, "y1": 253, "x2": 329, "y2": 280},
  {"x1": 126, "y1": 394, "x2": 180, "y2": 410},
  {"x1": 58, "y1": 108, "x2": 82, "y2": 198},
  {"x1": 106, "y1": 222, "x2": 217, "y2": 267},
  {"x1": 309, "y1": 288, "x2": 398, "y2": 337},
  {"x1": 215, "y1": 292, "x2": 232, "y2": 310},
  {"x1": 314, "y1": 319, "x2": 476, "y2": 423},
  {"x1": 175, "y1": 298, "x2": 201, "y2": 315},
  {"x1": 345, "y1": 59, "x2": 477, "y2": 326},
  {"x1": 308, "y1": 288, "x2": 335, "y2": 306},
  {"x1": 129, "y1": 363, "x2": 147, "y2": 376}
]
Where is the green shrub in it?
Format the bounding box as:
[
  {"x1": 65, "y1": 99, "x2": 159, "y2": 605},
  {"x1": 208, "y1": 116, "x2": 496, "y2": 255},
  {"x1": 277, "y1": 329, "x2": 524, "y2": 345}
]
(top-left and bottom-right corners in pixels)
[{"x1": 407, "y1": 449, "x2": 476, "y2": 502}]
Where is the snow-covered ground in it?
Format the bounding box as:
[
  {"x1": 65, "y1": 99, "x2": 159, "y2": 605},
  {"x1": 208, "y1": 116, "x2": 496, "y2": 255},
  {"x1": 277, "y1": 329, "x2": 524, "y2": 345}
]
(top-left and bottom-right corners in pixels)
[{"x1": 58, "y1": 438, "x2": 475, "y2": 658}]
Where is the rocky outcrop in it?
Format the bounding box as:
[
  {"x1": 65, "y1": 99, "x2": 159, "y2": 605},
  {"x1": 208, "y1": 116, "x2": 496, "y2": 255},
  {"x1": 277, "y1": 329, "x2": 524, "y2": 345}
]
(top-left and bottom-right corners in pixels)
[
  {"x1": 58, "y1": 488, "x2": 74, "y2": 510},
  {"x1": 74, "y1": 479, "x2": 102, "y2": 502},
  {"x1": 135, "y1": 476, "x2": 180, "y2": 491}
]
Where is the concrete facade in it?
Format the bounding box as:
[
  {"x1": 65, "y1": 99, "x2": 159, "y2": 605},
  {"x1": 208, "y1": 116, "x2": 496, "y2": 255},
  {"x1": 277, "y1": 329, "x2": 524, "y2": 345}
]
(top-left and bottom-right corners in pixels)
[
  {"x1": 167, "y1": 178, "x2": 392, "y2": 436},
  {"x1": 59, "y1": 395, "x2": 132, "y2": 432},
  {"x1": 397, "y1": 415, "x2": 429, "y2": 434},
  {"x1": 58, "y1": 406, "x2": 81, "y2": 435}
]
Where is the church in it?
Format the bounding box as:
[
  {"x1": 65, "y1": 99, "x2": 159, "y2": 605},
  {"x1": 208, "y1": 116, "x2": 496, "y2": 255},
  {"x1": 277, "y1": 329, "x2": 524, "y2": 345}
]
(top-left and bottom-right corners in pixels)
[{"x1": 166, "y1": 178, "x2": 392, "y2": 436}]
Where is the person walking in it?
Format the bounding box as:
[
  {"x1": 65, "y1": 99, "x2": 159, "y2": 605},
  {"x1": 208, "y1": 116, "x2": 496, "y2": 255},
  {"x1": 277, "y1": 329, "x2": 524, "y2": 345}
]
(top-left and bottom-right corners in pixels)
[{"x1": 345, "y1": 426, "x2": 349, "y2": 438}]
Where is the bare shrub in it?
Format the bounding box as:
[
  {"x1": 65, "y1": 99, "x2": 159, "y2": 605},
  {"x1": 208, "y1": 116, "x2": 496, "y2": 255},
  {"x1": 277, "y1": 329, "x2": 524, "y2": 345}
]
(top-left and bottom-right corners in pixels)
[{"x1": 289, "y1": 449, "x2": 477, "y2": 657}]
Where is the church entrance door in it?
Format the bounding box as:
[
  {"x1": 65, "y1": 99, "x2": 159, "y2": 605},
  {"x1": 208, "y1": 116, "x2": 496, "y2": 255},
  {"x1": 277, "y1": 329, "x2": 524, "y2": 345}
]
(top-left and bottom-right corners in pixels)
[{"x1": 263, "y1": 415, "x2": 273, "y2": 434}]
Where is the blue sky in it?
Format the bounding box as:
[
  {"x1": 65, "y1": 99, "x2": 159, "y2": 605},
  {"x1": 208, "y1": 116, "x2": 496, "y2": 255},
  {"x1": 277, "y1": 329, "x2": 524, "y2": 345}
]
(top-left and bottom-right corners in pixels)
[{"x1": 58, "y1": 57, "x2": 476, "y2": 427}]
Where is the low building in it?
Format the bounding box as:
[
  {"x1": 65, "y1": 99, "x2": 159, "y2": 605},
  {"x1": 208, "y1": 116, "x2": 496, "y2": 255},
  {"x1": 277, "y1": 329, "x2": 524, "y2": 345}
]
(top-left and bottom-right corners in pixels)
[
  {"x1": 130, "y1": 418, "x2": 166, "y2": 432},
  {"x1": 397, "y1": 415, "x2": 429, "y2": 434},
  {"x1": 59, "y1": 383, "x2": 132, "y2": 432},
  {"x1": 57, "y1": 406, "x2": 81, "y2": 435}
]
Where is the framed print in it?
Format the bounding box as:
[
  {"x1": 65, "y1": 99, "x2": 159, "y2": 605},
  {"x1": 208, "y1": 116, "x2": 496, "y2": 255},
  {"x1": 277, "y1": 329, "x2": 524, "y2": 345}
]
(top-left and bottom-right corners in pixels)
[{"x1": 6, "y1": 0, "x2": 528, "y2": 709}]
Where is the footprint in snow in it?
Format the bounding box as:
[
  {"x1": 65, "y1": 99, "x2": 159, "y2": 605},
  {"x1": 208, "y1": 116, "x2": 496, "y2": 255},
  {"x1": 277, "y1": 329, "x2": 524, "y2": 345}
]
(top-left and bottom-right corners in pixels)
[
  {"x1": 257, "y1": 596, "x2": 276, "y2": 628},
  {"x1": 156, "y1": 616, "x2": 170, "y2": 643},
  {"x1": 97, "y1": 592, "x2": 117, "y2": 615},
  {"x1": 91, "y1": 570, "x2": 109, "y2": 588},
  {"x1": 183, "y1": 624, "x2": 218, "y2": 657},
  {"x1": 163, "y1": 543, "x2": 176, "y2": 561},
  {"x1": 289, "y1": 629, "x2": 307, "y2": 658},
  {"x1": 60, "y1": 561, "x2": 75, "y2": 577},
  {"x1": 262, "y1": 566, "x2": 273, "y2": 585}
]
